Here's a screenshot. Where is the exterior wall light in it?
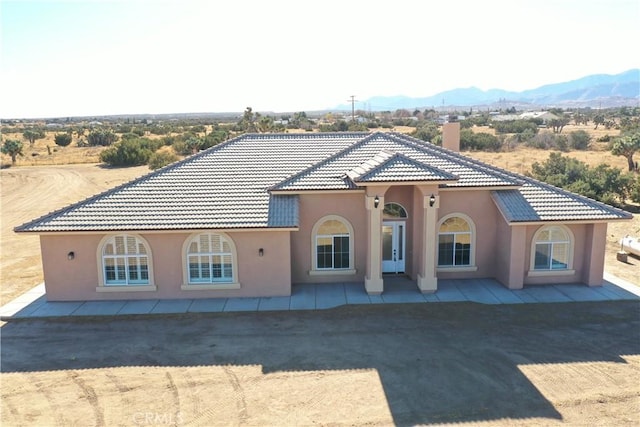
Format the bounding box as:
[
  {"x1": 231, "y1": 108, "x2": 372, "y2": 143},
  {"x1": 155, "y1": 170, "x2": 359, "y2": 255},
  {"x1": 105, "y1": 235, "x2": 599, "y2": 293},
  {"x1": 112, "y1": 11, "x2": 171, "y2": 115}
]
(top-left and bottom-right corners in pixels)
[
  {"x1": 429, "y1": 194, "x2": 436, "y2": 207},
  {"x1": 258, "y1": 248, "x2": 264, "y2": 257},
  {"x1": 67, "y1": 251, "x2": 75, "y2": 260},
  {"x1": 374, "y1": 195, "x2": 380, "y2": 208}
]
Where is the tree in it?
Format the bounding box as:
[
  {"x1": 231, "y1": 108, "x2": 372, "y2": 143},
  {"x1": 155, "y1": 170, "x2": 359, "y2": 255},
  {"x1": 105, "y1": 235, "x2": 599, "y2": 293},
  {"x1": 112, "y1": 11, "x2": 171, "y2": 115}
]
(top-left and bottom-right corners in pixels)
[
  {"x1": 528, "y1": 152, "x2": 636, "y2": 206},
  {"x1": 1, "y1": 139, "x2": 24, "y2": 165},
  {"x1": 22, "y1": 128, "x2": 45, "y2": 146},
  {"x1": 257, "y1": 116, "x2": 274, "y2": 133},
  {"x1": 54, "y1": 133, "x2": 73, "y2": 147},
  {"x1": 593, "y1": 114, "x2": 605, "y2": 130},
  {"x1": 610, "y1": 132, "x2": 640, "y2": 172},
  {"x1": 547, "y1": 116, "x2": 570, "y2": 134}
]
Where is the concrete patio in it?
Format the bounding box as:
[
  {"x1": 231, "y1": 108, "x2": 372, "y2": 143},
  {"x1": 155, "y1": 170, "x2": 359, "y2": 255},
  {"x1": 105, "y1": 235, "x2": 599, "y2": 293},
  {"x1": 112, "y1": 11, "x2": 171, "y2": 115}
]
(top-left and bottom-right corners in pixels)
[{"x1": 1, "y1": 273, "x2": 638, "y2": 320}]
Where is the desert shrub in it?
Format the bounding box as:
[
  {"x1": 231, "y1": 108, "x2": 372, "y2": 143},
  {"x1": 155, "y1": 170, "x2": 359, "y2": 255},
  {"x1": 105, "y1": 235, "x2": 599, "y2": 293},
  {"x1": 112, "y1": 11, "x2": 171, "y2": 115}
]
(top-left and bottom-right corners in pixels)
[
  {"x1": 100, "y1": 139, "x2": 153, "y2": 166},
  {"x1": 148, "y1": 150, "x2": 179, "y2": 170},
  {"x1": 54, "y1": 133, "x2": 72, "y2": 147},
  {"x1": 411, "y1": 123, "x2": 440, "y2": 142},
  {"x1": 459, "y1": 129, "x2": 501, "y2": 151},
  {"x1": 88, "y1": 129, "x2": 118, "y2": 146},
  {"x1": 528, "y1": 152, "x2": 636, "y2": 207},
  {"x1": 597, "y1": 134, "x2": 611, "y2": 142},
  {"x1": 493, "y1": 120, "x2": 539, "y2": 134},
  {"x1": 568, "y1": 130, "x2": 591, "y2": 150}
]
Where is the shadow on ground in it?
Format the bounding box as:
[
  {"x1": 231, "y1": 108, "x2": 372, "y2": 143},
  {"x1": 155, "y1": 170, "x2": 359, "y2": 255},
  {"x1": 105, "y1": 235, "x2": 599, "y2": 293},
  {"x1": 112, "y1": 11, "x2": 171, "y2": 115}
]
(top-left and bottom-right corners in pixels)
[{"x1": 2, "y1": 301, "x2": 639, "y2": 426}]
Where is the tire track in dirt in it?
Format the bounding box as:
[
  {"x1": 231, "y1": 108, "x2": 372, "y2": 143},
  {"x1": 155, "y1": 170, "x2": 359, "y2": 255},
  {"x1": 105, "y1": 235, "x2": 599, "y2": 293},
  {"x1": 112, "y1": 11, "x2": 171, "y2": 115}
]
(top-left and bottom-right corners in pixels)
[
  {"x1": 26, "y1": 373, "x2": 66, "y2": 426},
  {"x1": 165, "y1": 371, "x2": 181, "y2": 427},
  {"x1": 223, "y1": 366, "x2": 249, "y2": 424},
  {"x1": 68, "y1": 371, "x2": 105, "y2": 427}
]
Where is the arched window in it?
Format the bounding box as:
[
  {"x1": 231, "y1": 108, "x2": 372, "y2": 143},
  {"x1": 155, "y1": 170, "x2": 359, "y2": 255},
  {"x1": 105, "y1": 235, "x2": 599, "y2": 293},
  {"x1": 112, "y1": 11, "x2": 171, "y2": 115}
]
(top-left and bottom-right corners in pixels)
[
  {"x1": 101, "y1": 234, "x2": 151, "y2": 286},
  {"x1": 185, "y1": 233, "x2": 237, "y2": 284},
  {"x1": 437, "y1": 214, "x2": 475, "y2": 267},
  {"x1": 532, "y1": 225, "x2": 573, "y2": 271},
  {"x1": 311, "y1": 215, "x2": 354, "y2": 272},
  {"x1": 383, "y1": 202, "x2": 408, "y2": 219}
]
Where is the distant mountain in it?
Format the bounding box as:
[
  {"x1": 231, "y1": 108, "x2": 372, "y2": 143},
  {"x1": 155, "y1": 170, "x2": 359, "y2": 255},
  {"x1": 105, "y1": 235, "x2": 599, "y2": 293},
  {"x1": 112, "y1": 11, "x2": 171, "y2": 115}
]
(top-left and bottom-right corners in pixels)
[{"x1": 334, "y1": 69, "x2": 639, "y2": 111}]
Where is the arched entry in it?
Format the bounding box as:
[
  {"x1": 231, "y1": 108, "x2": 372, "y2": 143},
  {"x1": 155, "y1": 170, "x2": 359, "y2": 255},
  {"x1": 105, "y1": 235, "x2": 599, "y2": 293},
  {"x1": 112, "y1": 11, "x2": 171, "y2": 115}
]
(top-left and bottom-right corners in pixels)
[{"x1": 382, "y1": 203, "x2": 407, "y2": 273}]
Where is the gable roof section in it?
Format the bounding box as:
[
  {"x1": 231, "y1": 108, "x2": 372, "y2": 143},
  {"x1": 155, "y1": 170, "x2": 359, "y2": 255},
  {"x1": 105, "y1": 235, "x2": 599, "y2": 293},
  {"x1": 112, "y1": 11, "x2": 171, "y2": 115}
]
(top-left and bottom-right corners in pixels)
[
  {"x1": 270, "y1": 132, "x2": 520, "y2": 191},
  {"x1": 14, "y1": 131, "x2": 632, "y2": 233},
  {"x1": 346, "y1": 150, "x2": 459, "y2": 183}
]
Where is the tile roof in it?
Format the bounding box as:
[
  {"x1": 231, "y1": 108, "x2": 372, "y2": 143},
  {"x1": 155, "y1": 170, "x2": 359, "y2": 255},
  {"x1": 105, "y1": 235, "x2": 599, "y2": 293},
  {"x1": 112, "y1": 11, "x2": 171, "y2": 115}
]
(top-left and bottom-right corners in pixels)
[
  {"x1": 347, "y1": 151, "x2": 459, "y2": 183},
  {"x1": 15, "y1": 132, "x2": 631, "y2": 233}
]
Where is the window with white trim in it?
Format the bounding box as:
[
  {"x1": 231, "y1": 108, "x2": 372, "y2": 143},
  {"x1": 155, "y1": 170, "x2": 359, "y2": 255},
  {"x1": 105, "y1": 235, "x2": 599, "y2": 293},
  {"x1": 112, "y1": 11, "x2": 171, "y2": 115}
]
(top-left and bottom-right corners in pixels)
[
  {"x1": 313, "y1": 217, "x2": 353, "y2": 270},
  {"x1": 533, "y1": 226, "x2": 572, "y2": 270},
  {"x1": 186, "y1": 233, "x2": 235, "y2": 283},
  {"x1": 438, "y1": 215, "x2": 474, "y2": 267},
  {"x1": 102, "y1": 235, "x2": 150, "y2": 286}
]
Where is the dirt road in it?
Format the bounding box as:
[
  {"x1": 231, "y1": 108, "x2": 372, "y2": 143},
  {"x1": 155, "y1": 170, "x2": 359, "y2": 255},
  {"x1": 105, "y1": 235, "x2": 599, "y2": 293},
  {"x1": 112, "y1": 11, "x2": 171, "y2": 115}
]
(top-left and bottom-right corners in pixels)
[{"x1": 1, "y1": 302, "x2": 639, "y2": 426}]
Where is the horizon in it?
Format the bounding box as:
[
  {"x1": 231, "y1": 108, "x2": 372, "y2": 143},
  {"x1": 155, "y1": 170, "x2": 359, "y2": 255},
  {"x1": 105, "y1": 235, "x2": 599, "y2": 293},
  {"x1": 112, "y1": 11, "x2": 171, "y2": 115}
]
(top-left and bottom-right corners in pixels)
[{"x1": 2, "y1": 0, "x2": 639, "y2": 119}]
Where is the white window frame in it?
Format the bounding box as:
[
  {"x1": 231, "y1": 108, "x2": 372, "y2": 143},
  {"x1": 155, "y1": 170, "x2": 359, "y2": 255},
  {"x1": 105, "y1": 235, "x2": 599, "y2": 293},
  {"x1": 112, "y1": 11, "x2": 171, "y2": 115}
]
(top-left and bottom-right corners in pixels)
[
  {"x1": 96, "y1": 234, "x2": 156, "y2": 292},
  {"x1": 528, "y1": 225, "x2": 575, "y2": 276},
  {"x1": 436, "y1": 213, "x2": 478, "y2": 272},
  {"x1": 309, "y1": 215, "x2": 356, "y2": 276},
  {"x1": 182, "y1": 232, "x2": 240, "y2": 290}
]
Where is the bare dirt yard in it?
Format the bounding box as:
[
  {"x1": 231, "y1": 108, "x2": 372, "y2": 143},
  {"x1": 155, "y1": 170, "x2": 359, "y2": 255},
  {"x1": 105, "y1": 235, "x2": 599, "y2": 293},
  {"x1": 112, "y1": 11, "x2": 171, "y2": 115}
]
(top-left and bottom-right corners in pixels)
[
  {"x1": 1, "y1": 164, "x2": 149, "y2": 304},
  {"x1": 1, "y1": 301, "x2": 639, "y2": 426}
]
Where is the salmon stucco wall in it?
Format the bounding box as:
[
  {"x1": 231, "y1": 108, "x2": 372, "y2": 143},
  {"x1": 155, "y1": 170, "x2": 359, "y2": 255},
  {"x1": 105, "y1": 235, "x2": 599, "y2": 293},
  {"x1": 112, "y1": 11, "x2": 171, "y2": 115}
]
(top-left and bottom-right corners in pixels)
[
  {"x1": 291, "y1": 193, "x2": 367, "y2": 283},
  {"x1": 523, "y1": 223, "x2": 590, "y2": 285},
  {"x1": 40, "y1": 230, "x2": 291, "y2": 301},
  {"x1": 436, "y1": 189, "x2": 500, "y2": 279}
]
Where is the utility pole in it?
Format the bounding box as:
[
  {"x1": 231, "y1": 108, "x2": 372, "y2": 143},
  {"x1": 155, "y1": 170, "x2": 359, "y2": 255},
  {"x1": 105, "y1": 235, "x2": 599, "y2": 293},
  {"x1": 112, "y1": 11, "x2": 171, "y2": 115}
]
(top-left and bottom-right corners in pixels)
[{"x1": 348, "y1": 95, "x2": 358, "y2": 122}]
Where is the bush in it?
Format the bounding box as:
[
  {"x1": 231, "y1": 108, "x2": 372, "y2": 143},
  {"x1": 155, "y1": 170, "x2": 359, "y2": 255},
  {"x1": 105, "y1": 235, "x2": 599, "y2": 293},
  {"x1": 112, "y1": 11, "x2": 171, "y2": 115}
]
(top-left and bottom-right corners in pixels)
[
  {"x1": 54, "y1": 133, "x2": 72, "y2": 147},
  {"x1": 100, "y1": 139, "x2": 153, "y2": 166},
  {"x1": 569, "y1": 130, "x2": 591, "y2": 150},
  {"x1": 528, "y1": 152, "x2": 636, "y2": 207},
  {"x1": 148, "y1": 150, "x2": 179, "y2": 170},
  {"x1": 493, "y1": 120, "x2": 539, "y2": 135},
  {"x1": 459, "y1": 129, "x2": 501, "y2": 151},
  {"x1": 88, "y1": 129, "x2": 118, "y2": 146}
]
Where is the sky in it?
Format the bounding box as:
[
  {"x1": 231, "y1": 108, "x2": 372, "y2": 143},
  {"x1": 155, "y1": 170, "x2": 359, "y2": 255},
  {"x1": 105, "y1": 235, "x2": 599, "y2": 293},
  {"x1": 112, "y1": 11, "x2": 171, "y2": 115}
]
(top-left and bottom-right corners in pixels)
[{"x1": 1, "y1": 0, "x2": 639, "y2": 119}]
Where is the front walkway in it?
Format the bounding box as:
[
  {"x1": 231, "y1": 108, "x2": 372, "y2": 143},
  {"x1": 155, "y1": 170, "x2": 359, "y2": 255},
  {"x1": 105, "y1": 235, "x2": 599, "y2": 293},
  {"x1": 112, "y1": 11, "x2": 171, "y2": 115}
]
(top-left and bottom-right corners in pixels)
[{"x1": 1, "y1": 274, "x2": 638, "y2": 320}]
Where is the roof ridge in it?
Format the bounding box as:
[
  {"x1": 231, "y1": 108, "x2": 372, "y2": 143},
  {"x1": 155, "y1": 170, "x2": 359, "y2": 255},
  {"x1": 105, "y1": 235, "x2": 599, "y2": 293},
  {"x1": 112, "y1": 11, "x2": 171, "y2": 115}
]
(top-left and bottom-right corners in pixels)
[{"x1": 349, "y1": 150, "x2": 458, "y2": 183}]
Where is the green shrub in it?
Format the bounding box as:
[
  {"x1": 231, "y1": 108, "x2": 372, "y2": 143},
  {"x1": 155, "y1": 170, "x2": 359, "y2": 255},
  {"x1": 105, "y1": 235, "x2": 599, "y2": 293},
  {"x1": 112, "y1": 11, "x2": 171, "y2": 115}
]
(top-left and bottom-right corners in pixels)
[
  {"x1": 54, "y1": 133, "x2": 72, "y2": 147},
  {"x1": 100, "y1": 139, "x2": 153, "y2": 166},
  {"x1": 148, "y1": 150, "x2": 179, "y2": 170}
]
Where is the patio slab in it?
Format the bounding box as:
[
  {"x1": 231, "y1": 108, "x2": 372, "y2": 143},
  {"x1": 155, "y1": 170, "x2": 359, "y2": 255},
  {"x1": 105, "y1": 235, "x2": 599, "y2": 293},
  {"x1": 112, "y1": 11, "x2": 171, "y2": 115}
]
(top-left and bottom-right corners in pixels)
[{"x1": 1, "y1": 275, "x2": 637, "y2": 320}]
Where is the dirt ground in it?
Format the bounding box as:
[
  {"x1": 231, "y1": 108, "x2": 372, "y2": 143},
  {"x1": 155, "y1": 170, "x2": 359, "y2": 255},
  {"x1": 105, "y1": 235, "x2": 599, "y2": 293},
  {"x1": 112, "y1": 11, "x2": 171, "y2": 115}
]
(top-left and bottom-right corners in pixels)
[
  {"x1": 1, "y1": 301, "x2": 639, "y2": 426},
  {"x1": 0, "y1": 164, "x2": 149, "y2": 304}
]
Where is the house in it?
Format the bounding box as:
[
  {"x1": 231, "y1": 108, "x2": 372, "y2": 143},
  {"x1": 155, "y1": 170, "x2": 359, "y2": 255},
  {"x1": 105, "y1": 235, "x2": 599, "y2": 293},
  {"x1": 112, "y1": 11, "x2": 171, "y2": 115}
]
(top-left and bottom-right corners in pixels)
[{"x1": 15, "y1": 126, "x2": 632, "y2": 301}]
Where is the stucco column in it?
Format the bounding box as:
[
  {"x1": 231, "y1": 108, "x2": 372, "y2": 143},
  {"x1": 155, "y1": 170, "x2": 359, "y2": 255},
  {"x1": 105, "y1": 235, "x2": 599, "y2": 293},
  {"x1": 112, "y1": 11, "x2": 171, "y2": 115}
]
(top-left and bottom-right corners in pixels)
[
  {"x1": 417, "y1": 191, "x2": 438, "y2": 293},
  {"x1": 583, "y1": 223, "x2": 607, "y2": 286},
  {"x1": 507, "y1": 225, "x2": 526, "y2": 289},
  {"x1": 364, "y1": 191, "x2": 385, "y2": 295}
]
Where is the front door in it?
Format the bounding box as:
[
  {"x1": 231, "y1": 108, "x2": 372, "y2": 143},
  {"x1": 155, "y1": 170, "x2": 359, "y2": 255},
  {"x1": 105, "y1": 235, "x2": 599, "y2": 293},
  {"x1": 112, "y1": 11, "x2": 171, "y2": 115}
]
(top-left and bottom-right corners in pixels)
[{"x1": 382, "y1": 221, "x2": 405, "y2": 273}]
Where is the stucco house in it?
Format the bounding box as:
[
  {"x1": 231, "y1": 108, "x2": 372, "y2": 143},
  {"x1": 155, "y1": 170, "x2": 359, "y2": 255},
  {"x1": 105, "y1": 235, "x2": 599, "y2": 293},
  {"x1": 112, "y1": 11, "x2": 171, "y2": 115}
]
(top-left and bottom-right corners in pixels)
[{"x1": 15, "y1": 125, "x2": 632, "y2": 301}]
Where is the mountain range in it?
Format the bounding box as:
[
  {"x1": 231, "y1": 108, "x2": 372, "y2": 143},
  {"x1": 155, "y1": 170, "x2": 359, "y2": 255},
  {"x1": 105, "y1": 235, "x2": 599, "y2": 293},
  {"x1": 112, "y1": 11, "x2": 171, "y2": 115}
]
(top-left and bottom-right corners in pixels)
[{"x1": 334, "y1": 69, "x2": 639, "y2": 111}]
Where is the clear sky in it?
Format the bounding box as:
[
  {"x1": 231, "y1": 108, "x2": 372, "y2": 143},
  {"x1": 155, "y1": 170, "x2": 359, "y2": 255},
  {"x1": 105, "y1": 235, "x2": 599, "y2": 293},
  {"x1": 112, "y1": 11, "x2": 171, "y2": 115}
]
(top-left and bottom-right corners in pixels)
[{"x1": 1, "y1": 0, "x2": 639, "y2": 118}]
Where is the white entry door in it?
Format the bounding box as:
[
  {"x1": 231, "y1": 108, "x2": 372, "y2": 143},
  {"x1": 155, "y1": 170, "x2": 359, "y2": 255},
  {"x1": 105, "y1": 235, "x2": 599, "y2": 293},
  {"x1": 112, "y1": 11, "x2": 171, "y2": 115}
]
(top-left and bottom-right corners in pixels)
[{"x1": 382, "y1": 221, "x2": 406, "y2": 273}]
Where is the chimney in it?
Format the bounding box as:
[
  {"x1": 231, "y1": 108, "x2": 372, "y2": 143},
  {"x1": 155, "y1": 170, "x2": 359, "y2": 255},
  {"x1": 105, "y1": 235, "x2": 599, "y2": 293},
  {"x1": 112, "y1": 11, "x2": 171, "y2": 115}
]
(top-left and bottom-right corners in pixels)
[{"x1": 442, "y1": 122, "x2": 460, "y2": 152}]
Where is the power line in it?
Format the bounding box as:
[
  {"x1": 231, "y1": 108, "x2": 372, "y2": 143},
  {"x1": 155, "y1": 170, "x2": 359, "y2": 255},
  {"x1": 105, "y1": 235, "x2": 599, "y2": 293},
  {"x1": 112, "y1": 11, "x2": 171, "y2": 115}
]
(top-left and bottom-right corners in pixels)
[{"x1": 347, "y1": 95, "x2": 358, "y2": 122}]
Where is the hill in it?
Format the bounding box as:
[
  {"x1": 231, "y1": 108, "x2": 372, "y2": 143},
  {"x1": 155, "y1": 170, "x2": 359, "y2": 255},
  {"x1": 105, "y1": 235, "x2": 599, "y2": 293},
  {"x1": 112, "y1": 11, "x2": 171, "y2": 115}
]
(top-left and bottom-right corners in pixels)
[{"x1": 335, "y1": 69, "x2": 639, "y2": 111}]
